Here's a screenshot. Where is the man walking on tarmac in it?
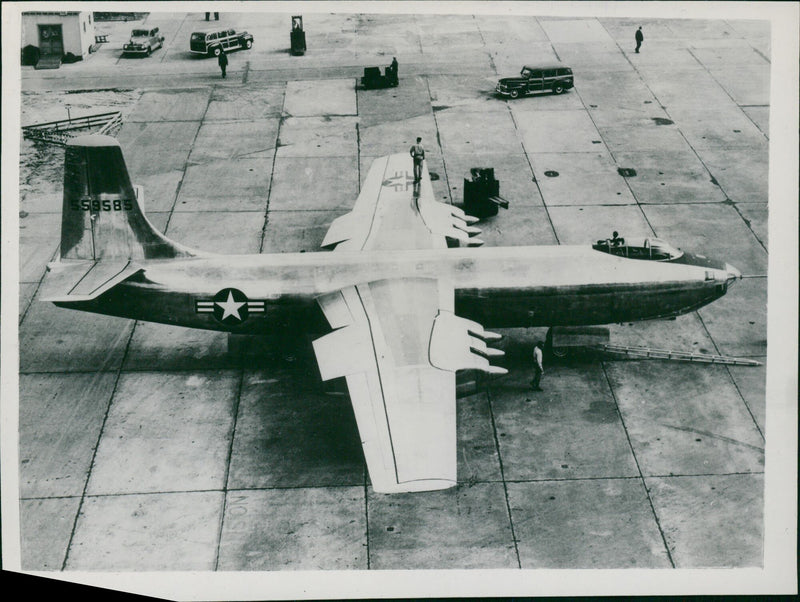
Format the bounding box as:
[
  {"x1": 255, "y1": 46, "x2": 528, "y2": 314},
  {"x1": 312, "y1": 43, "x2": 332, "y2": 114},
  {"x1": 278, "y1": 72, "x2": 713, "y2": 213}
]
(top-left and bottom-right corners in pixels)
[
  {"x1": 530, "y1": 341, "x2": 544, "y2": 391},
  {"x1": 410, "y1": 137, "x2": 425, "y2": 182},
  {"x1": 635, "y1": 26, "x2": 644, "y2": 53},
  {"x1": 218, "y1": 48, "x2": 228, "y2": 78}
]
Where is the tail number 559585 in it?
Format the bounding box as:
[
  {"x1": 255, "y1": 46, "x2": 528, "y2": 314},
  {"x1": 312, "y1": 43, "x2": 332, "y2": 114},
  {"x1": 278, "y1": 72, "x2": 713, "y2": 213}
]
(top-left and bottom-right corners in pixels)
[{"x1": 70, "y1": 199, "x2": 133, "y2": 211}]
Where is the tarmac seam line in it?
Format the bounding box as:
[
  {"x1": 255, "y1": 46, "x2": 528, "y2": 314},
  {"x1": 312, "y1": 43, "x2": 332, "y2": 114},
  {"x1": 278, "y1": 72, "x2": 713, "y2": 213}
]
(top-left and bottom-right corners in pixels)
[
  {"x1": 485, "y1": 387, "x2": 522, "y2": 569},
  {"x1": 694, "y1": 311, "x2": 765, "y2": 440},
  {"x1": 159, "y1": 12, "x2": 189, "y2": 66},
  {"x1": 20, "y1": 494, "x2": 82, "y2": 502},
  {"x1": 19, "y1": 245, "x2": 59, "y2": 327},
  {"x1": 18, "y1": 141, "x2": 64, "y2": 327},
  {"x1": 59, "y1": 321, "x2": 140, "y2": 571},
  {"x1": 472, "y1": 16, "x2": 498, "y2": 76},
  {"x1": 501, "y1": 470, "x2": 765, "y2": 484},
  {"x1": 572, "y1": 83, "x2": 659, "y2": 238},
  {"x1": 657, "y1": 423, "x2": 764, "y2": 452},
  {"x1": 726, "y1": 201, "x2": 769, "y2": 254},
  {"x1": 503, "y1": 475, "x2": 652, "y2": 484},
  {"x1": 639, "y1": 471, "x2": 765, "y2": 480},
  {"x1": 426, "y1": 76, "x2": 455, "y2": 205},
  {"x1": 686, "y1": 45, "x2": 771, "y2": 140},
  {"x1": 505, "y1": 104, "x2": 561, "y2": 244},
  {"x1": 214, "y1": 368, "x2": 246, "y2": 570},
  {"x1": 258, "y1": 84, "x2": 287, "y2": 253},
  {"x1": 600, "y1": 361, "x2": 676, "y2": 568},
  {"x1": 19, "y1": 470, "x2": 765, "y2": 502},
  {"x1": 162, "y1": 89, "x2": 213, "y2": 235},
  {"x1": 613, "y1": 27, "x2": 769, "y2": 250},
  {"x1": 413, "y1": 14, "x2": 424, "y2": 55},
  {"x1": 69, "y1": 483, "x2": 368, "y2": 499}
]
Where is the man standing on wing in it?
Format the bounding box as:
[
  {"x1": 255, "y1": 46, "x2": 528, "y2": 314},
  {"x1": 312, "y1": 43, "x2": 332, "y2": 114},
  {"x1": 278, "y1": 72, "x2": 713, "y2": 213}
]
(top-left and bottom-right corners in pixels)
[{"x1": 410, "y1": 137, "x2": 425, "y2": 182}]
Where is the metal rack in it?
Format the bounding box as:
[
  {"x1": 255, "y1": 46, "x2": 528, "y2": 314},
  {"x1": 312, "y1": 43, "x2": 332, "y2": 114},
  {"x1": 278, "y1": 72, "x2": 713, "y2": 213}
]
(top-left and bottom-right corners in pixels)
[
  {"x1": 593, "y1": 343, "x2": 762, "y2": 366},
  {"x1": 22, "y1": 111, "x2": 122, "y2": 146}
]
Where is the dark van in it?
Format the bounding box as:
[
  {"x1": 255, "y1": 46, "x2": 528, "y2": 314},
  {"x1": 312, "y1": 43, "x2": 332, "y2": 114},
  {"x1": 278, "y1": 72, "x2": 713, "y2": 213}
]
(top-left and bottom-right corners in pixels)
[{"x1": 190, "y1": 28, "x2": 254, "y2": 57}]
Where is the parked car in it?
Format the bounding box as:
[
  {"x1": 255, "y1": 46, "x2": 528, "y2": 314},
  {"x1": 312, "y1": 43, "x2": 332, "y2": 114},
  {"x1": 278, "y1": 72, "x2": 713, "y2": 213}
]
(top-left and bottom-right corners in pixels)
[
  {"x1": 495, "y1": 64, "x2": 574, "y2": 98},
  {"x1": 190, "y1": 28, "x2": 253, "y2": 57},
  {"x1": 122, "y1": 27, "x2": 164, "y2": 56}
]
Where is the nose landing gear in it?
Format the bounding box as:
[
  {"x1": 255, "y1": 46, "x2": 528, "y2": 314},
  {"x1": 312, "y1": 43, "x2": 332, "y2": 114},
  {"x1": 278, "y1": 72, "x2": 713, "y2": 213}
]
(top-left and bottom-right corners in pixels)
[{"x1": 545, "y1": 326, "x2": 610, "y2": 359}]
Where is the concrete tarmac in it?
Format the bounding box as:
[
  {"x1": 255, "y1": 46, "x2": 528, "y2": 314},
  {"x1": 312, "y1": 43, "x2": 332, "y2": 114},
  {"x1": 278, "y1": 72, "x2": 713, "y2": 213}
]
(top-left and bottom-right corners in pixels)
[{"x1": 17, "y1": 11, "x2": 768, "y2": 576}]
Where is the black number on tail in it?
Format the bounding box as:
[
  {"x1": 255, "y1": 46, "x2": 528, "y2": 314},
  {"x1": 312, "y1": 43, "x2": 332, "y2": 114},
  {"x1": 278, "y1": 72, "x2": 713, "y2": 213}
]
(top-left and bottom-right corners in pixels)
[{"x1": 70, "y1": 199, "x2": 134, "y2": 211}]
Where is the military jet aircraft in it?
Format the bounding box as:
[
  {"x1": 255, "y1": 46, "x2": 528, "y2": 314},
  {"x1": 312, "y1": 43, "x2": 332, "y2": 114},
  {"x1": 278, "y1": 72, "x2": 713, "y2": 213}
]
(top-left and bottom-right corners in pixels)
[{"x1": 41, "y1": 135, "x2": 742, "y2": 493}]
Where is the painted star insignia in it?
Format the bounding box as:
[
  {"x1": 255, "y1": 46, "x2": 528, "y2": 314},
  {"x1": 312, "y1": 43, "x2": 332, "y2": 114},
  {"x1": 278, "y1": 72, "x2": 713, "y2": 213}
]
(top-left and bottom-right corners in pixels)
[
  {"x1": 195, "y1": 288, "x2": 266, "y2": 325},
  {"x1": 216, "y1": 290, "x2": 246, "y2": 321}
]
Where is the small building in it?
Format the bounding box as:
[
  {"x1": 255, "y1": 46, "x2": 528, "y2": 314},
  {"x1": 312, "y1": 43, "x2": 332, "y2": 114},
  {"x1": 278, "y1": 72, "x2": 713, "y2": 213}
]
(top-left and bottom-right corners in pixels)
[{"x1": 21, "y1": 11, "x2": 95, "y2": 64}]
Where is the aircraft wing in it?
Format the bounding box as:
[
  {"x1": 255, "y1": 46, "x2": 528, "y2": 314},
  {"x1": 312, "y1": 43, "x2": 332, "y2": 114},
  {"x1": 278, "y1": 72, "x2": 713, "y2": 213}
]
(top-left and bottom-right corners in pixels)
[
  {"x1": 312, "y1": 277, "x2": 506, "y2": 493},
  {"x1": 314, "y1": 154, "x2": 506, "y2": 493},
  {"x1": 314, "y1": 155, "x2": 504, "y2": 492},
  {"x1": 321, "y1": 153, "x2": 483, "y2": 251}
]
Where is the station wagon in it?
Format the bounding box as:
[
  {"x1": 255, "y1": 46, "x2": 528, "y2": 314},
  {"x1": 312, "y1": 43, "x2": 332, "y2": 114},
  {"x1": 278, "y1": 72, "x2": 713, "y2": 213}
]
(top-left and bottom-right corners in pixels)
[
  {"x1": 190, "y1": 28, "x2": 254, "y2": 57},
  {"x1": 495, "y1": 64, "x2": 574, "y2": 98}
]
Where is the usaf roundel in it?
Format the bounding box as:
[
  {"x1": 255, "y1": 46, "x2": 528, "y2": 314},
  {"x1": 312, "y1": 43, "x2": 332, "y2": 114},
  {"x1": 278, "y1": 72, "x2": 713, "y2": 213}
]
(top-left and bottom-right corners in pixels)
[
  {"x1": 381, "y1": 170, "x2": 415, "y2": 192},
  {"x1": 195, "y1": 288, "x2": 265, "y2": 325}
]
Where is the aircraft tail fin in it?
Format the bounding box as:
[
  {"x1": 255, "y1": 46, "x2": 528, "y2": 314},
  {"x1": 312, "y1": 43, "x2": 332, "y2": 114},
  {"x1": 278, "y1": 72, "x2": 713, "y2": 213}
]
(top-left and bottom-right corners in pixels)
[{"x1": 60, "y1": 135, "x2": 197, "y2": 261}]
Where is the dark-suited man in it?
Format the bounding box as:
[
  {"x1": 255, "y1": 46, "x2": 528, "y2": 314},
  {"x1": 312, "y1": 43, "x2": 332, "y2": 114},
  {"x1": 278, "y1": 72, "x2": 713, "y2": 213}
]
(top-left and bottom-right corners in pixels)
[{"x1": 218, "y1": 49, "x2": 228, "y2": 78}]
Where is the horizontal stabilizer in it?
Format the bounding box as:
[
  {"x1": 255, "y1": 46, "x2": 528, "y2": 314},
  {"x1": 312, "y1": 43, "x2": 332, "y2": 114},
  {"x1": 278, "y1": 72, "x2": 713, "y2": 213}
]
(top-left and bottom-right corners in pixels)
[{"x1": 41, "y1": 259, "x2": 141, "y2": 302}]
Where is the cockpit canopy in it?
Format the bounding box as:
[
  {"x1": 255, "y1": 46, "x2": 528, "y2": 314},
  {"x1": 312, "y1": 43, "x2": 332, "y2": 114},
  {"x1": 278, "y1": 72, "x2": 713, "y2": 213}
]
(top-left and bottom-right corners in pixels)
[{"x1": 593, "y1": 236, "x2": 684, "y2": 261}]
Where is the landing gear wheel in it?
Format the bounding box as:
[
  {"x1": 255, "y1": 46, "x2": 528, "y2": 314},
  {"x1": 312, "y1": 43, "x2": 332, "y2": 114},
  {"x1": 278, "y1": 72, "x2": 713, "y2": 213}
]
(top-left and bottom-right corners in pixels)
[
  {"x1": 545, "y1": 328, "x2": 569, "y2": 359},
  {"x1": 553, "y1": 83, "x2": 564, "y2": 94},
  {"x1": 509, "y1": 89, "x2": 520, "y2": 99}
]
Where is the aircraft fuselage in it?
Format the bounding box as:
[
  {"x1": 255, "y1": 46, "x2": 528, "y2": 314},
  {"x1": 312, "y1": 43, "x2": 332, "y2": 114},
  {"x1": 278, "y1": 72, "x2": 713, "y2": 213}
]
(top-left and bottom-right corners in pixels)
[{"x1": 57, "y1": 244, "x2": 739, "y2": 334}]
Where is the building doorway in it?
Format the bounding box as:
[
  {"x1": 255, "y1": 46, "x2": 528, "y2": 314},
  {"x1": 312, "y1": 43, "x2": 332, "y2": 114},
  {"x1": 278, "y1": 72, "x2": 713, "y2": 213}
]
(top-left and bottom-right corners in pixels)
[{"x1": 38, "y1": 24, "x2": 63, "y2": 56}]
